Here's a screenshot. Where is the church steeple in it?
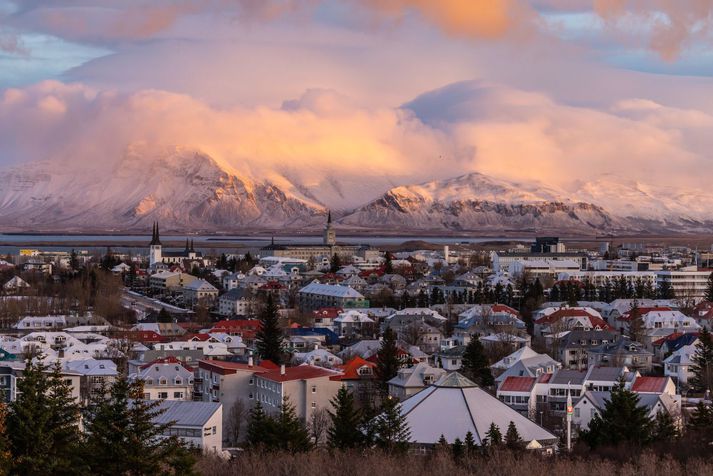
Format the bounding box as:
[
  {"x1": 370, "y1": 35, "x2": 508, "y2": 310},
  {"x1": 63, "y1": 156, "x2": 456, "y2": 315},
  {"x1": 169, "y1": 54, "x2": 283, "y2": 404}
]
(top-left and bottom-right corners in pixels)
[
  {"x1": 323, "y1": 210, "x2": 336, "y2": 246},
  {"x1": 149, "y1": 221, "x2": 162, "y2": 246}
]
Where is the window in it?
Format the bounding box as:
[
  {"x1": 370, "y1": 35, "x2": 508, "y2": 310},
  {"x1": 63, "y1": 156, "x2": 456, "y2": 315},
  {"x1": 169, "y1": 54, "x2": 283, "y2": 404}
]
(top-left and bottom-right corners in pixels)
[
  {"x1": 159, "y1": 378, "x2": 167, "y2": 386},
  {"x1": 175, "y1": 377, "x2": 182, "y2": 385},
  {"x1": 174, "y1": 392, "x2": 183, "y2": 399},
  {"x1": 574, "y1": 408, "x2": 580, "y2": 417},
  {"x1": 158, "y1": 392, "x2": 168, "y2": 399},
  {"x1": 311, "y1": 402, "x2": 316, "y2": 408},
  {"x1": 311, "y1": 385, "x2": 317, "y2": 393}
]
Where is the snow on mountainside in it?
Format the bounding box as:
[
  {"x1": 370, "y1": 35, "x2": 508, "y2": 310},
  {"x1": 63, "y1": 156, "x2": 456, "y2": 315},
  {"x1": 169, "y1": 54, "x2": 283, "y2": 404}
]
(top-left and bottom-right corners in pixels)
[
  {"x1": 0, "y1": 147, "x2": 326, "y2": 231},
  {"x1": 340, "y1": 173, "x2": 713, "y2": 233},
  {"x1": 0, "y1": 149, "x2": 711, "y2": 233},
  {"x1": 339, "y1": 173, "x2": 627, "y2": 233}
]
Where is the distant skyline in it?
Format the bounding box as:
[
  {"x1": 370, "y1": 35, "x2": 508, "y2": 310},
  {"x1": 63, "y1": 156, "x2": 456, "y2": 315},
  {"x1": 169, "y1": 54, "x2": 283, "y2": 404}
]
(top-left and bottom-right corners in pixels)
[{"x1": 1, "y1": 1, "x2": 713, "y2": 194}]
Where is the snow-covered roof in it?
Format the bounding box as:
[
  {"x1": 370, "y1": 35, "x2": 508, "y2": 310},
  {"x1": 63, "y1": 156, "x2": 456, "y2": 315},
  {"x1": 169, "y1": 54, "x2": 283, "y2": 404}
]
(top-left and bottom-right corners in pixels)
[{"x1": 299, "y1": 281, "x2": 364, "y2": 299}]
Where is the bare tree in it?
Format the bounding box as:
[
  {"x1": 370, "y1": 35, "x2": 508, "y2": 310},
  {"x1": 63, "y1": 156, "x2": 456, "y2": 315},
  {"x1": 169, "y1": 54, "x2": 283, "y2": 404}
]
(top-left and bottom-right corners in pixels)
[
  {"x1": 308, "y1": 407, "x2": 331, "y2": 447},
  {"x1": 225, "y1": 398, "x2": 250, "y2": 447}
]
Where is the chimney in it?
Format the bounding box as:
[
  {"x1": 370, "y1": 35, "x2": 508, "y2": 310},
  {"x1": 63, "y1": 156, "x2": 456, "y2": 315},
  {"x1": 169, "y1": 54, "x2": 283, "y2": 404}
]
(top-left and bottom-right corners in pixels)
[
  {"x1": 248, "y1": 356, "x2": 254, "y2": 368},
  {"x1": 314, "y1": 343, "x2": 319, "y2": 351},
  {"x1": 280, "y1": 364, "x2": 286, "y2": 375}
]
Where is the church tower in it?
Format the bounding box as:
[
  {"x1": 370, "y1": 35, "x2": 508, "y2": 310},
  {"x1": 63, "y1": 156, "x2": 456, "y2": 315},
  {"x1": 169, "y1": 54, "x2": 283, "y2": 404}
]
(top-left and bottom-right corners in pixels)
[
  {"x1": 323, "y1": 210, "x2": 336, "y2": 246},
  {"x1": 149, "y1": 221, "x2": 162, "y2": 266}
]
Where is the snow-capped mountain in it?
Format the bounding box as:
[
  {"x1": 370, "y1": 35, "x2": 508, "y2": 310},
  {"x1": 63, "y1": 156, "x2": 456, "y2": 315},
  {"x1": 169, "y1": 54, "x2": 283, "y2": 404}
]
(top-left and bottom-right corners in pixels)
[
  {"x1": 0, "y1": 148, "x2": 711, "y2": 234},
  {"x1": 339, "y1": 173, "x2": 626, "y2": 233},
  {"x1": 0, "y1": 147, "x2": 326, "y2": 231}
]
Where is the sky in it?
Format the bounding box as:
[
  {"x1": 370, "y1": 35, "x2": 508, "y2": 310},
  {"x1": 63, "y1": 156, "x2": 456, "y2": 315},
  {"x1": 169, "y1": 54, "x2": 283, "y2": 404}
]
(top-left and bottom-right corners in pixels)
[{"x1": 1, "y1": 0, "x2": 713, "y2": 206}]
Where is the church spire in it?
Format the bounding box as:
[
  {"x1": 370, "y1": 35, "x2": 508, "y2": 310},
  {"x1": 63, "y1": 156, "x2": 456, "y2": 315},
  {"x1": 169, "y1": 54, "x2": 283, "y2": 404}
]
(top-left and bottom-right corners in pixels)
[
  {"x1": 185, "y1": 238, "x2": 190, "y2": 252},
  {"x1": 150, "y1": 221, "x2": 162, "y2": 246},
  {"x1": 190, "y1": 239, "x2": 195, "y2": 252},
  {"x1": 327, "y1": 209, "x2": 332, "y2": 224}
]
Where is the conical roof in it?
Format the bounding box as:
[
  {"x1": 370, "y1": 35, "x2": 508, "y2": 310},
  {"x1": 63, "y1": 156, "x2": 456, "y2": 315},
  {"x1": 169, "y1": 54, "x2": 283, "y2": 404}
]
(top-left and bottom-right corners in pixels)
[
  {"x1": 433, "y1": 372, "x2": 477, "y2": 388},
  {"x1": 397, "y1": 372, "x2": 557, "y2": 447}
]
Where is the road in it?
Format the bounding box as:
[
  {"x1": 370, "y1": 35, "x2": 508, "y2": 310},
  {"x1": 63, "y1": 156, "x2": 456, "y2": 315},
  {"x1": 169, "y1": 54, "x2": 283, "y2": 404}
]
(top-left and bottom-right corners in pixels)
[{"x1": 121, "y1": 289, "x2": 193, "y2": 318}]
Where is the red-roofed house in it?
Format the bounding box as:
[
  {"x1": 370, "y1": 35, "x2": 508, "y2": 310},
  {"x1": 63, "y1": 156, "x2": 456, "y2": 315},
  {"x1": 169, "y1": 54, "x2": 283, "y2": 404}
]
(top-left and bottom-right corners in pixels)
[
  {"x1": 254, "y1": 365, "x2": 343, "y2": 421},
  {"x1": 631, "y1": 376, "x2": 676, "y2": 395},
  {"x1": 496, "y1": 374, "x2": 552, "y2": 418},
  {"x1": 534, "y1": 308, "x2": 612, "y2": 337},
  {"x1": 198, "y1": 358, "x2": 269, "y2": 444},
  {"x1": 121, "y1": 330, "x2": 166, "y2": 345},
  {"x1": 312, "y1": 307, "x2": 343, "y2": 328},
  {"x1": 210, "y1": 319, "x2": 261, "y2": 341},
  {"x1": 692, "y1": 301, "x2": 713, "y2": 331},
  {"x1": 331, "y1": 356, "x2": 377, "y2": 402}
]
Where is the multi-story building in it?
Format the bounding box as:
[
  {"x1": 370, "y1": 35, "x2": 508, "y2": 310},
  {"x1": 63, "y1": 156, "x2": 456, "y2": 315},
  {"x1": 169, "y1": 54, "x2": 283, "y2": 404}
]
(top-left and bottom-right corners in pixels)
[
  {"x1": 656, "y1": 269, "x2": 712, "y2": 299},
  {"x1": 217, "y1": 288, "x2": 255, "y2": 317},
  {"x1": 297, "y1": 282, "x2": 368, "y2": 312},
  {"x1": 182, "y1": 279, "x2": 219, "y2": 307},
  {"x1": 149, "y1": 271, "x2": 197, "y2": 292},
  {"x1": 253, "y1": 365, "x2": 342, "y2": 422}
]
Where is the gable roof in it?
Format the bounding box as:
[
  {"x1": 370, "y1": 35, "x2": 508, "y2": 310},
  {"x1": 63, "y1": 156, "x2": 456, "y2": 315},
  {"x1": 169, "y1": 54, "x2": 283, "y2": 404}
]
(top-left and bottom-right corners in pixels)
[
  {"x1": 632, "y1": 376, "x2": 670, "y2": 393},
  {"x1": 259, "y1": 365, "x2": 341, "y2": 383},
  {"x1": 499, "y1": 376, "x2": 537, "y2": 392}
]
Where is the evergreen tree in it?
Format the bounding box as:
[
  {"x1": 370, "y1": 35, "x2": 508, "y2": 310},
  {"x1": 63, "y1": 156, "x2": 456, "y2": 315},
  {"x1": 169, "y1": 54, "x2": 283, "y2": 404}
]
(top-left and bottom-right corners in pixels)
[
  {"x1": 687, "y1": 401, "x2": 713, "y2": 439},
  {"x1": 566, "y1": 282, "x2": 579, "y2": 307},
  {"x1": 706, "y1": 271, "x2": 713, "y2": 302},
  {"x1": 255, "y1": 294, "x2": 284, "y2": 364},
  {"x1": 373, "y1": 397, "x2": 411, "y2": 453},
  {"x1": 550, "y1": 284, "x2": 561, "y2": 302},
  {"x1": 246, "y1": 401, "x2": 276, "y2": 449},
  {"x1": 384, "y1": 253, "x2": 393, "y2": 274},
  {"x1": 651, "y1": 411, "x2": 679, "y2": 441},
  {"x1": 628, "y1": 301, "x2": 645, "y2": 344},
  {"x1": 451, "y1": 437, "x2": 464, "y2": 460},
  {"x1": 327, "y1": 387, "x2": 363, "y2": 449},
  {"x1": 579, "y1": 381, "x2": 652, "y2": 448},
  {"x1": 464, "y1": 431, "x2": 476, "y2": 455},
  {"x1": 484, "y1": 422, "x2": 502, "y2": 447},
  {"x1": 435, "y1": 434, "x2": 449, "y2": 453},
  {"x1": 157, "y1": 307, "x2": 172, "y2": 323},
  {"x1": 83, "y1": 376, "x2": 195, "y2": 476},
  {"x1": 689, "y1": 328, "x2": 713, "y2": 393},
  {"x1": 330, "y1": 253, "x2": 341, "y2": 273},
  {"x1": 7, "y1": 358, "x2": 84, "y2": 476},
  {"x1": 461, "y1": 338, "x2": 494, "y2": 387},
  {"x1": 417, "y1": 289, "x2": 428, "y2": 308},
  {"x1": 275, "y1": 397, "x2": 311, "y2": 452},
  {"x1": 504, "y1": 421, "x2": 523, "y2": 450},
  {"x1": 375, "y1": 328, "x2": 402, "y2": 395},
  {"x1": 657, "y1": 280, "x2": 675, "y2": 299},
  {"x1": 0, "y1": 399, "x2": 10, "y2": 476}
]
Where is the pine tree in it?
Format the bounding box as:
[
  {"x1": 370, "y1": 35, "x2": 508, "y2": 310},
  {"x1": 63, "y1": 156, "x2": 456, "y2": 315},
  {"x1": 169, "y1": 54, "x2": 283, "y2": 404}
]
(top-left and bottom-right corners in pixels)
[
  {"x1": 327, "y1": 386, "x2": 363, "y2": 449},
  {"x1": 484, "y1": 422, "x2": 502, "y2": 447},
  {"x1": 330, "y1": 253, "x2": 341, "y2": 273},
  {"x1": 375, "y1": 328, "x2": 402, "y2": 396},
  {"x1": 46, "y1": 362, "x2": 85, "y2": 475},
  {"x1": 83, "y1": 376, "x2": 194, "y2": 475},
  {"x1": 157, "y1": 307, "x2": 172, "y2": 323},
  {"x1": 452, "y1": 437, "x2": 464, "y2": 459},
  {"x1": 579, "y1": 381, "x2": 653, "y2": 448},
  {"x1": 657, "y1": 280, "x2": 675, "y2": 299},
  {"x1": 706, "y1": 271, "x2": 713, "y2": 302},
  {"x1": 687, "y1": 401, "x2": 713, "y2": 439},
  {"x1": 651, "y1": 411, "x2": 679, "y2": 441},
  {"x1": 461, "y1": 338, "x2": 494, "y2": 387},
  {"x1": 7, "y1": 358, "x2": 84, "y2": 475},
  {"x1": 373, "y1": 397, "x2": 411, "y2": 453},
  {"x1": 384, "y1": 253, "x2": 393, "y2": 274},
  {"x1": 435, "y1": 434, "x2": 449, "y2": 453},
  {"x1": 255, "y1": 294, "x2": 284, "y2": 364},
  {"x1": 504, "y1": 421, "x2": 523, "y2": 450},
  {"x1": 275, "y1": 397, "x2": 311, "y2": 452},
  {"x1": 690, "y1": 328, "x2": 713, "y2": 393},
  {"x1": 464, "y1": 431, "x2": 476, "y2": 455},
  {"x1": 628, "y1": 301, "x2": 645, "y2": 344},
  {"x1": 0, "y1": 399, "x2": 10, "y2": 476},
  {"x1": 246, "y1": 401, "x2": 276, "y2": 449}
]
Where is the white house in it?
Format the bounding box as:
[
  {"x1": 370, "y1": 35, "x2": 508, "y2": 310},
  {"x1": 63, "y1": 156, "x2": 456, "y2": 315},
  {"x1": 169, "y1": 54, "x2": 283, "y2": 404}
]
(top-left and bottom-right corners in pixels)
[{"x1": 153, "y1": 400, "x2": 223, "y2": 453}]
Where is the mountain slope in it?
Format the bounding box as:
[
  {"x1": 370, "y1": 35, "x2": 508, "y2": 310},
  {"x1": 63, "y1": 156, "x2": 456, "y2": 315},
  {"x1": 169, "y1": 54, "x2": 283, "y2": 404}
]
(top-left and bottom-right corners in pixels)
[
  {"x1": 338, "y1": 173, "x2": 631, "y2": 233},
  {"x1": 0, "y1": 147, "x2": 325, "y2": 231}
]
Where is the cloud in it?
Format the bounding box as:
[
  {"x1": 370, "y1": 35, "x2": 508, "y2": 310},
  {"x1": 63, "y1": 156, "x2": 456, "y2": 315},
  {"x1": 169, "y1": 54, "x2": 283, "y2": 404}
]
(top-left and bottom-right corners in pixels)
[
  {"x1": 1, "y1": 79, "x2": 712, "y2": 210},
  {"x1": 594, "y1": 0, "x2": 713, "y2": 60}
]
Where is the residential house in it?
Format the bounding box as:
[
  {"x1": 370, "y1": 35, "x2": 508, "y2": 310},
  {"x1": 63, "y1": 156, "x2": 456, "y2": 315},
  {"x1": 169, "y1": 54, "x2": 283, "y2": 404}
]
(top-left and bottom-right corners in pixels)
[
  {"x1": 217, "y1": 288, "x2": 255, "y2": 317},
  {"x1": 587, "y1": 338, "x2": 654, "y2": 372},
  {"x1": 297, "y1": 282, "x2": 368, "y2": 312},
  {"x1": 387, "y1": 362, "x2": 446, "y2": 400},
  {"x1": 131, "y1": 357, "x2": 194, "y2": 400},
  {"x1": 183, "y1": 279, "x2": 219, "y2": 307},
  {"x1": 153, "y1": 400, "x2": 223, "y2": 453},
  {"x1": 573, "y1": 391, "x2": 680, "y2": 431},
  {"x1": 557, "y1": 330, "x2": 618, "y2": 370},
  {"x1": 333, "y1": 309, "x2": 375, "y2": 339}
]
